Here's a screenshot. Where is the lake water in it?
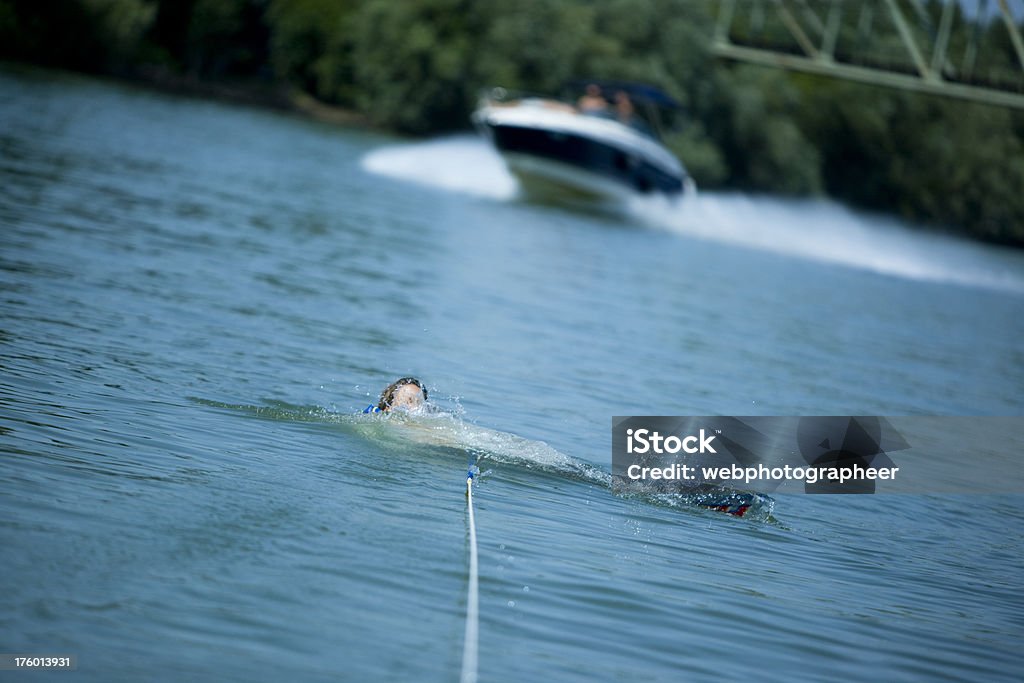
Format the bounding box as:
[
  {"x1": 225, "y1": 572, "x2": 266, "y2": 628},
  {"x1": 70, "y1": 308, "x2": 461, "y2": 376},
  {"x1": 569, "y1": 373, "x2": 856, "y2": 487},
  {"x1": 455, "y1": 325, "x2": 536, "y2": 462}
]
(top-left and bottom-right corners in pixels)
[{"x1": 1, "y1": 66, "x2": 1022, "y2": 682}]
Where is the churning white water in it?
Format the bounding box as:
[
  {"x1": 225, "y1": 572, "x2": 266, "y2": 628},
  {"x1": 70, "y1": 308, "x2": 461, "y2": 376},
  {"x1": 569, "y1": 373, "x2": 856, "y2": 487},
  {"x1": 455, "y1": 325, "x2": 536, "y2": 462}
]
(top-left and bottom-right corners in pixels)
[{"x1": 363, "y1": 136, "x2": 1024, "y2": 294}]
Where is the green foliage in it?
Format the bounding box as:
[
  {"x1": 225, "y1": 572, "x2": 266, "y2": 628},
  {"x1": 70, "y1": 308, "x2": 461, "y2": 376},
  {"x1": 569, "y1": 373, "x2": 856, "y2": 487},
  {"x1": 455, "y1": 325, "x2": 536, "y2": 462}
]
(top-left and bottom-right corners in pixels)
[
  {"x1": 348, "y1": 0, "x2": 476, "y2": 132},
  {"x1": 183, "y1": 0, "x2": 268, "y2": 77},
  {"x1": 586, "y1": 0, "x2": 715, "y2": 108},
  {"x1": 471, "y1": 0, "x2": 597, "y2": 96},
  {"x1": 796, "y1": 78, "x2": 1024, "y2": 243},
  {"x1": 0, "y1": 0, "x2": 155, "y2": 70},
  {"x1": 886, "y1": 99, "x2": 1024, "y2": 243},
  {"x1": 85, "y1": 0, "x2": 156, "y2": 65},
  {"x1": 706, "y1": 66, "x2": 823, "y2": 194},
  {"x1": 663, "y1": 122, "x2": 728, "y2": 187},
  {"x1": 266, "y1": 0, "x2": 356, "y2": 102}
]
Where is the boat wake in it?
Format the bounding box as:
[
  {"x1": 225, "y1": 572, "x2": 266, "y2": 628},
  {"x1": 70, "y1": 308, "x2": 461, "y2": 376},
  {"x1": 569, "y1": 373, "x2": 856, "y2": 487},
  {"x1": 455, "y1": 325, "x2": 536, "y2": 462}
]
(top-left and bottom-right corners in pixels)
[
  {"x1": 630, "y1": 192, "x2": 1024, "y2": 295},
  {"x1": 362, "y1": 136, "x2": 1024, "y2": 295}
]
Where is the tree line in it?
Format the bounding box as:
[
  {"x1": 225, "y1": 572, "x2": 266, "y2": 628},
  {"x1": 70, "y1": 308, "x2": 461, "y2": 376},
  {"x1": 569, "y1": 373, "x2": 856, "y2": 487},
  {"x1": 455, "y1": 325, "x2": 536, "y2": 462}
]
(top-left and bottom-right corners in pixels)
[{"x1": 2, "y1": 0, "x2": 1022, "y2": 245}]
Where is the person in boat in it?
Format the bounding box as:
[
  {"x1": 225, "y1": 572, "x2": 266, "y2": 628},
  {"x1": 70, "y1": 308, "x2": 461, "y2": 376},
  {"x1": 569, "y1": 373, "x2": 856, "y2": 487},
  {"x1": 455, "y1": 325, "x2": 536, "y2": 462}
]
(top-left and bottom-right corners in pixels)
[
  {"x1": 614, "y1": 90, "x2": 635, "y2": 126},
  {"x1": 363, "y1": 377, "x2": 428, "y2": 413},
  {"x1": 577, "y1": 83, "x2": 609, "y2": 115}
]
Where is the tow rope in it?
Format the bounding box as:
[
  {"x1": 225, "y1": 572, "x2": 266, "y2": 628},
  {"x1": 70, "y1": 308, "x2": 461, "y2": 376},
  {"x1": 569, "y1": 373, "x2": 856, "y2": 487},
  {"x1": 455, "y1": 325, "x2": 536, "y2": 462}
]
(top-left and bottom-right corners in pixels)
[{"x1": 460, "y1": 458, "x2": 480, "y2": 683}]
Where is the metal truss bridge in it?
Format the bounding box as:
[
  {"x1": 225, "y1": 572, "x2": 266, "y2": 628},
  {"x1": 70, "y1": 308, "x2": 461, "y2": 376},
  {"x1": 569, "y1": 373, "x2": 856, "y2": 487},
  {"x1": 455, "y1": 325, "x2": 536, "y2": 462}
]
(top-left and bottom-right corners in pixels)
[{"x1": 712, "y1": 0, "x2": 1024, "y2": 109}]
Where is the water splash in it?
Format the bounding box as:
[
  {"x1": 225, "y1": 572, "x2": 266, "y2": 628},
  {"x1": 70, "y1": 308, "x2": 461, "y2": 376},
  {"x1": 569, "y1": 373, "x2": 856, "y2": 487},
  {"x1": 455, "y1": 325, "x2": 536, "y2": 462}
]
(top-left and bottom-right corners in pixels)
[
  {"x1": 192, "y1": 397, "x2": 607, "y2": 485},
  {"x1": 194, "y1": 398, "x2": 774, "y2": 520},
  {"x1": 361, "y1": 135, "x2": 1024, "y2": 295},
  {"x1": 361, "y1": 135, "x2": 518, "y2": 200}
]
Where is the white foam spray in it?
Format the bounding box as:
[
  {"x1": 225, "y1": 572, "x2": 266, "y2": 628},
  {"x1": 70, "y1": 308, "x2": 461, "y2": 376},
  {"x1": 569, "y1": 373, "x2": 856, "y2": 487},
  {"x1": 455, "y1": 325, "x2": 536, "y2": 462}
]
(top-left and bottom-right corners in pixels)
[
  {"x1": 630, "y1": 192, "x2": 1024, "y2": 294},
  {"x1": 361, "y1": 135, "x2": 518, "y2": 200},
  {"x1": 362, "y1": 136, "x2": 1024, "y2": 294}
]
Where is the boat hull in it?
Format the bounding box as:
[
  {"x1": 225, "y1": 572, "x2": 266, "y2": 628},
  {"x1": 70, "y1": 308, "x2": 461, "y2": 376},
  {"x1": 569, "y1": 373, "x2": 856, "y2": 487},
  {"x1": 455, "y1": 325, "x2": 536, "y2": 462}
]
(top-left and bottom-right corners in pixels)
[
  {"x1": 490, "y1": 123, "x2": 684, "y2": 197},
  {"x1": 474, "y1": 101, "x2": 690, "y2": 201}
]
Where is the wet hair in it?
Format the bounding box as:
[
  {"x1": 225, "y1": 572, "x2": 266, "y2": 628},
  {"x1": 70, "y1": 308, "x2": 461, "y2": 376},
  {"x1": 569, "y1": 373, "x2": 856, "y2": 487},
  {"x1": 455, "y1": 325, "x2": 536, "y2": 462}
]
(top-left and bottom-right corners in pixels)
[{"x1": 377, "y1": 377, "x2": 428, "y2": 412}]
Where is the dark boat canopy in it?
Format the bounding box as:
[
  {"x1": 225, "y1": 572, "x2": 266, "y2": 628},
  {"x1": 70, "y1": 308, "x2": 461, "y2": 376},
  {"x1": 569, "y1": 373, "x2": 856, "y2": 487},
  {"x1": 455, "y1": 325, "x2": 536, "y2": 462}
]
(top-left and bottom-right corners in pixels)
[{"x1": 564, "y1": 80, "x2": 683, "y2": 109}]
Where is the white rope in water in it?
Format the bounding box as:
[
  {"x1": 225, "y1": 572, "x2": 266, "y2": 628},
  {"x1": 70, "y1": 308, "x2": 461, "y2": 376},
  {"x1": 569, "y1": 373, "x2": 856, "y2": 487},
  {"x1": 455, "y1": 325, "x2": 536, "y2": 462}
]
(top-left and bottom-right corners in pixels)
[{"x1": 460, "y1": 475, "x2": 480, "y2": 683}]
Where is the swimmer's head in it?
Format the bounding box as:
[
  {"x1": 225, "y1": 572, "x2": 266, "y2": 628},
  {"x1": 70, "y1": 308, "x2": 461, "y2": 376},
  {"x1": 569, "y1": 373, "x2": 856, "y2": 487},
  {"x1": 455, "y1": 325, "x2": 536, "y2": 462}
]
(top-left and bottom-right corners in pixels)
[{"x1": 377, "y1": 377, "x2": 428, "y2": 412}]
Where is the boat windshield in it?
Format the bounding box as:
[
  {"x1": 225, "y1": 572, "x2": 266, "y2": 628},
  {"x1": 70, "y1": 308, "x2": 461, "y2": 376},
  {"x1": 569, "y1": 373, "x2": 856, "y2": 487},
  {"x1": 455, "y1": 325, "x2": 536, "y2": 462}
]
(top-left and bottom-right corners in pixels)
[
  {"x1": 577, "y1": 108, "x2": 656, "y2": 139},
  {"x1": 482, "y1": 86, "x2": 666, "y2": 140},
  {"x1": 572, "y1": 84, "x2": 666, "y2": 139}
]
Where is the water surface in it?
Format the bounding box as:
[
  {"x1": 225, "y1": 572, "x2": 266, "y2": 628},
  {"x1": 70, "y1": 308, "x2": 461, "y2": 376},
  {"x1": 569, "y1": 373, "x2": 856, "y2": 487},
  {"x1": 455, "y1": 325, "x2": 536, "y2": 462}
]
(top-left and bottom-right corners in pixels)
[{"x1": 1, "y1": 67, "x2": 1022, "y2": 682}]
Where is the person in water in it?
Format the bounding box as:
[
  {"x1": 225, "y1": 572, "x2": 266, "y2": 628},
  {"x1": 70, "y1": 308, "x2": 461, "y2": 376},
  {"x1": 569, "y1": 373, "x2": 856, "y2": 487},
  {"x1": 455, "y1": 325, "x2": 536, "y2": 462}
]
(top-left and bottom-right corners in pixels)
[{"x1": 363, "y1": 377, "x2": 428, "y2": 413}]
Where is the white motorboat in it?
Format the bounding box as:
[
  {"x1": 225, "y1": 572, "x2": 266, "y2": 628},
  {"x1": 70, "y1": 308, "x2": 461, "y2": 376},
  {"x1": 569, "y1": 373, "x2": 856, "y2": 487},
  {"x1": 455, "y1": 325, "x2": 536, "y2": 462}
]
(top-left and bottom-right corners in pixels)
[{"x1": 472, "y1": 83, "x2": 694, "y2": 201}]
